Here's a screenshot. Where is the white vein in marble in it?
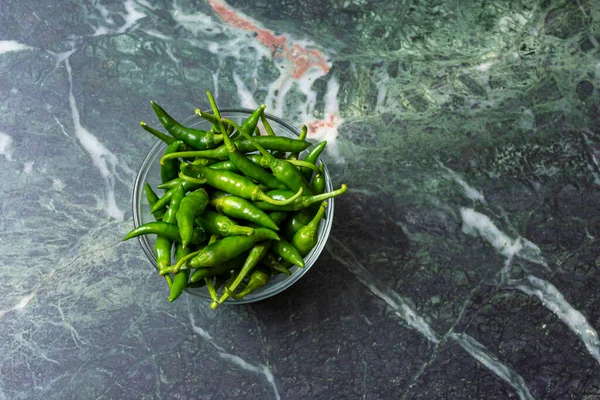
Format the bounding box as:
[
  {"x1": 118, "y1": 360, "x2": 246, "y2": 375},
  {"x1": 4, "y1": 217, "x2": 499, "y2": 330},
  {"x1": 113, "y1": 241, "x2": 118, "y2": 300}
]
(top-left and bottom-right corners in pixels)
[
  {"x1": 510, "y1": 275, "x2": 600, "y2": 365},
  {"x1": 0, "y1": 40, "x2": 32, "y2": 54}
]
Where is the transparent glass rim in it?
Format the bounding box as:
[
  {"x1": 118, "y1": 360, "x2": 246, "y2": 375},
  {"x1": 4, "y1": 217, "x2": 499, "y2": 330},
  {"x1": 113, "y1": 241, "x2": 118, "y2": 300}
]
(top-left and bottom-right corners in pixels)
[{"x1": 131, "y1": 108, "x2": 334, "y2": 304}]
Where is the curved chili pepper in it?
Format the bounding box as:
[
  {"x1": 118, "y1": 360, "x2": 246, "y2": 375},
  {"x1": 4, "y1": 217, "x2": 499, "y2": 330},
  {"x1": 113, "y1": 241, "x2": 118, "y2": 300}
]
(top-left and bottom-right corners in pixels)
[
  {"x1": 291, "y1": 201, "x2": 327, "y2": 256},
  {"x1": 169, "y1": 244, "x2": 190, "y2": 302},
  {"x1": 300, "y1": 140, "x2": 327, "y2": 181},
  {"x1": 123, "y1": 221, "x2": 206, "y2": 244},
  {"x1": 270, "y1": 239, "x2": 305, "y2": 268},
  {"x1": 226, "y1": 267, "x2": 271, "y2": 300},
  {"x1": 282, "y1": 165, "x2": 326, "y2": 240},
  {"x1": 187, "y1": 228, "x2": 279, "y2": 269},
  {"x1": 176, "y1": 188, "x2": 209, "y2": 248},
  {"x1": 151, "y1": 101, "x2": 223, "y2": 149},
  {"x1": 157, "y1": 177, "x2": 183, "y2": 190},
  {"x1": 140, "y1": 121, "x2": 175, "y2": 145},
  {"x1": 150, "y1": 180, "x2": 201, "y2": 214},
  {"x1": 252, "y1": 184, "x2": 347, "y2": 211},
  {"x1": 262, "y1": 252, "x2": 291, "y2": 275},
  {"x1": 222, "y1": 118, "x2": 314, "y2": 195},
  {"x1": 213, "y1": 241, "x2": 270, "y2": 308},
  {"x1": 161, "y1": 140, "x2": 183, "y2": 184},
  {"x1": 288, "y1": 124, "x2": 307, "y2": 161},
  {"x1": 154, "y1": 185, "x2": 184, "y2": 289},
  {"x1": 204, "y1": 93, "x2": 289, "y2": 191},
  {"x1": 160, "y1": 136, "x2": 311, "y2": 162},
  {"x1": 210, "y1": 192, "x2": 279, "y2": 230},
  {"x1": 207, "y1": 154, "x2": 263, "y2": 173},
  {"x1": 145, "y1": 183, "x2": 165, "y2": 220},
  {"x1": 195, "y1": 210, "x2": 254, "y2": 237},
  {"x1": 189, "y1": 253, "x2": 246, "y2": 283},
  {"x1": 181, "y1": 164, "x2": 303, "y2": 206}
]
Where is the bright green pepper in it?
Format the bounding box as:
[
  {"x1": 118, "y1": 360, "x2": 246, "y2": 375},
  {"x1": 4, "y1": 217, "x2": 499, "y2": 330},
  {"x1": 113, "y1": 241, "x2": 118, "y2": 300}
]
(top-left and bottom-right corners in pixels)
[
  {"x1": 291, "y1": 201, "x2": 327, "y2": 256},
  {"x1": 227, "y1": 267, "x2": 271, "y2": 300},
  {"x1": 123, "y1": 221, "x2": 206, "y2": 244},
  {"x1": 270, "y1": 239, "x2": 305, "y2": 268},
  {"x1": 189, "y1": 253, "x2": 246, "y2": 283},
  {"x1": 150, "y1": 180, "x2": 202, "y2": 214},
  {"x1": 161, "y1": 140, "x2": 183, "y2": 184},
  {"x1": 213, "y1": 241, "x2": 270, "y2": 308},
  {"x1": 252, "y1": 184, "x2": 347, "y2": 211},
  {"x1": 140, "y1": 121, "x2": 175, "y2": 145},
  {"x1": 169, "y1": 244, "x2": 191, "y2": 302},
  {"x1": 187, "y1": 228, "x2": 279, "y2": 269},
  {"x1": 210, "y1": 192, "x2": 279, "y2": 230},
  {"x1": 176, "y1": 188, "x2": 209, "y2": 248},
  {"x1": 300, "y1": 141, "x2": 327, "y2": 181},
  {"x1": 195, "y1": 210, "x2": 254, "y2": 237},
  {"x1": 151, "y1": 101, "x2": 223, "y2": 149},
  {"x1": 145, "y1": 183, "x2": 165, "y2": 220}
]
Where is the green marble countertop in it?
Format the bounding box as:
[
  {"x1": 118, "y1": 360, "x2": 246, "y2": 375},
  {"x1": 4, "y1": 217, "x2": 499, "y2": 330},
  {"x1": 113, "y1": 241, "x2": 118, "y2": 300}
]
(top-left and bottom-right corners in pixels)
[{"x1": 1, "y1": 0, "x2": 599, "y2": 398}]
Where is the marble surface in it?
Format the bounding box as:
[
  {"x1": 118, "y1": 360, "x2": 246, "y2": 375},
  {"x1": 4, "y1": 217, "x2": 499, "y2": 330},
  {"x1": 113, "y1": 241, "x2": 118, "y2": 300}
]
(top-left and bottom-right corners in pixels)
[{"x1": 1, "y1": 0, "x2": 599, "y2": 398}]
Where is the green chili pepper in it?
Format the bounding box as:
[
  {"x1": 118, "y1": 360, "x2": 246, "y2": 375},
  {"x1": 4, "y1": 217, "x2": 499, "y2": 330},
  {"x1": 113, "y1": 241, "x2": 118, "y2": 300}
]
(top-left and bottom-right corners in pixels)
[
  {"x1": 176, "y1": 188, "x2": 209, "y2": 248},
  {"x1": 282, "y1": 165, "x2": 327, "y2": 240},
  {"x1": 186, "y1": 228, "x2": 279, "y2": 269},
  {"x1": 169, "y1": 244, "x2": 191, "y2": 302},
  {"x1": 140, "y1": 121, "x2": 175, "y2": 145},
  {"x1": 181, "y1": 164, "x2": 303, "y2": 206},
  {"x1": 262, "y1": 252, "x2": 291, "y2": 275},
  {"x1": 160, "y1": 136, "x2": 311, "y2": 161},
  {"x1": 269, "y1": 211, "x2": 288, "y2": 226},
  {"x1": 226, "y1": 267, "x2": 271, "y2": 300},
  {"x1": 157, "y1": 177, "x2": 183, "y2": 191},
  {"x1": 222, "y1": 118, "x2": 314, "y2": 195},
  {"x1": 291, "y1": 201, "x2": 327, "y2": 256},
  {"x1": 191, "y1": 158, "x2": 217, "y2": 166},
  {"x1": 123, "y1": 221, "x2": 206, "y2": 244},
  {"x1": 150, "y1": 180, "x2": 202, "y2": 214},
  {"x1": 204, "y1": 93, "x2": 289, "y2": 191},
  {"x1": 213, "y1": 241, "x2": 270, "y2": 308},
  {"x1": 155, "y1": 185, "x2": 184, "y2": 287},
  {"x1": 161, "y1": 140, "x2": 184, "y2": 184},
  {"x1": 207, "y1": 154, "x2": 263, "y2": 172},
  {"x1": 210, "y1": 192, "x2": 279, "y2": 230},
  {"x1": 300, "y1": 140, "x2": 327, "y2": 181},
  {"x1": 270, "y1": 239, "x2": 305, "y2": 268},
  {"x1": 189, "y1": 253, "x2": 246, "y2": 283},
  {"x1": 145, "y1": 183, "x2": 165, "y2": 220},
  {"x1": 252, "y1": 184, "x2": 347, "y2": 211},
  {"x1": 151, "y1": 101, "x2": 223, "y2": 149},
  {"x1": 288, "y1": 124, "x2": 307, "y2": 161},
  {"x1": 195, "y1": 210, "x2": 254, "y2": 237}
]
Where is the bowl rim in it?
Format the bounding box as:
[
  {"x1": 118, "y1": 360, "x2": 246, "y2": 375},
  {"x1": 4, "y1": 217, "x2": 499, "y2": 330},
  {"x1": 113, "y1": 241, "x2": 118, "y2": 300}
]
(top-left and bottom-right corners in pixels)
[{"x1": 131, "y1": 108, "x2": 334, "y2": 304}]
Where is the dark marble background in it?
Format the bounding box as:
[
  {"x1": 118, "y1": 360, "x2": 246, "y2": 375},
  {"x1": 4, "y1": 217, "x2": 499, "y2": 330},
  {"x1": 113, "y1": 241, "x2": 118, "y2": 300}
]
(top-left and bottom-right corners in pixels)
[{"x1": 0, "y1": 0, "x2": 599, "y2": 399}]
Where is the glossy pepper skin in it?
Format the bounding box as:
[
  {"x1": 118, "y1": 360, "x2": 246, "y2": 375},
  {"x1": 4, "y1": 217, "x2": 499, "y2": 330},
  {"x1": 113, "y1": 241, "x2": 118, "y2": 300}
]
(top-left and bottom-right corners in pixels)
[
  {"x1": 252, "y1": 184, "x2": 347, "y2": 211},
  {"x1": 228, "y1": 267, "x2": 271, "y2": 300},
  {"x1": 169, "y1": 244, "x2": 191, "y2": 302},
  {"x1": 176, "y1": 188, "x2": 209, "y2": 248},
  {"x1": 207, "y1": 154, "x2": 263, "y2": 173},
  {"x1": 195, "y1": 210, "x2": 254, "y2": 237},
  {"x1": 151, "y1": 101, "x2": 223, "y2": 150},
  {"x1": 291, "y1": 201, "x2": 327, "y2": 256},
  {"x1": 222, "y1": 118, "x2": 314, "y2": 195},
  {"x1": 213, "y1": 241, "x2": 270, "y2": 308},
  {"x1": 188, "y1": 228, "x2": 279, "y2": 268},
  {"x1": 181, "y1": 164, "x2": 303, "y2": 206},
  {"x1": 160, "y1": 136, "x2": 311, "y2": 161},
  {"x1": 140, "y1": 121, "x2": 176, "y2": 145},
  {"x1": 123, "y1": 221, "x2": 206, "y2": 244},
  {"x1": 210, "y1": 192, "x2": 279, "y2": 230},
  {"x1": 189, "y1": 253, "x2": 247, "y2": 283},
  {"x1": 300, "y1": 140, "x2": 327, "y2": 181},
  {"x1": 161, "y1": 140, "x2": 183, "y2": 184},
  {"x1": 150, "y1": 180, "x2": 201, "y2": 214},
  {"x1": 155, "y1": 185, "x2": 184, "y2": 276},
  {"x1": 204, "y1": 95, "x2": 289, "y2": 191},
  {"x1": 270, "y1": 239, "x2": 305, "y2": 268},
  {"x1": 145, "y1": 183, "x2": 165, "y2": 220},
  {"x1": 283, "y1": 164, "x2": 327, "y2": 240}
]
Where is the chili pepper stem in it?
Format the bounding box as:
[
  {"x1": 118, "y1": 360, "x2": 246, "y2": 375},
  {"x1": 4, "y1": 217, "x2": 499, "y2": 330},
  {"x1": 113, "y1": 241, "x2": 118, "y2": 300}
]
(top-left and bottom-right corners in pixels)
[
  {"x1": 178, "y1": 171, "x2": 208, "y2": 185},
  {"x1": 286, "y1": 159, "x2": 320, "y2": 172},
  {"x1": 253, "y1": 186, "x2": 304, "y2": 205},
  {"x1": 140, "y1": 121, "x2": 175, "y2": 144}
]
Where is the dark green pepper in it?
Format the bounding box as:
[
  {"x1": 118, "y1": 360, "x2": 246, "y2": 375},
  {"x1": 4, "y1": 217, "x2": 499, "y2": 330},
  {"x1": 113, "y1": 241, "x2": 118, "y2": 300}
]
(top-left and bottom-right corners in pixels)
[
  {"x1": 123, "y1": 221, "x2": 206, "y2": 244},
  {"x1": 270, "y1": 239, "x2": 305, "y2": 268},
  {"x1": 291, "y1": 201, "x2": 327, "y2": 256},
  {"x1": 176, "y1": 188, "x2": 209, "y2": 248},
  {"x1": 161, "y1": 140, "x2": 184, "y2": 184},
  {"x1": 169, "y1": 244, "x2": 190, "y2": 302}
]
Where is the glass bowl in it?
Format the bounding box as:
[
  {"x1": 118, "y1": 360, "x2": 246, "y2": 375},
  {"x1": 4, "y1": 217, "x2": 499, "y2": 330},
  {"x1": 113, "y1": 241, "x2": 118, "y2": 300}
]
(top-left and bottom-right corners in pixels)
[{"x1": 132, "y1": 108, "x2": 334, "y2": 304}]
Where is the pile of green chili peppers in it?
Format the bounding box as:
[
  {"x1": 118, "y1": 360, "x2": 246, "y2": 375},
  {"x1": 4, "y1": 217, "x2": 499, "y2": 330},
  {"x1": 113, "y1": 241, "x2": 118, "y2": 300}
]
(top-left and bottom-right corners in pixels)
[{"x1": 124, "y1": 91, "x2": 348, "y2": 308}]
